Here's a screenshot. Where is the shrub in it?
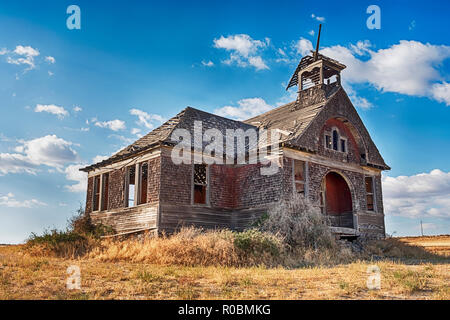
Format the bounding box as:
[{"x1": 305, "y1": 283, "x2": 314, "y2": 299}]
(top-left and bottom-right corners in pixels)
[
  {"x1": 25, "y1": 206, "x2": 113, "y2": 258},
  {"x1": 90, "y1": 227, "x2": 284, "y2": 267},
  {"x1": 260, "y1": 193, "x2": 336, "y2": 250}
]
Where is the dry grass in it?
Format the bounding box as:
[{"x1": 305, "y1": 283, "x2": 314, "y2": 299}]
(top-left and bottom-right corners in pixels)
[{"x1": 0, "y1": 242, "x2": 448, "y2": 300}]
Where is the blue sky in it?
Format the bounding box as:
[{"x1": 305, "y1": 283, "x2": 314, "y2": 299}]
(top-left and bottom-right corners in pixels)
[{"x1": 1, "y1": 0, "x2": 449, "y2": 243}]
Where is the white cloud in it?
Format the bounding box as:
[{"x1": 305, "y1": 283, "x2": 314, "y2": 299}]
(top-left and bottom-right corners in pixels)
[
  {"x1": 95, "y1": 119, "x2": 126, "y2": 131},
  {"x1": 92, "y1": 155, "x2": 109, "y2": 163},
  {"x1": 214, "y1": 97, "x2": 273, "y2": 121},
  {"x1": 131, "y1": 128, "x2": 142, "y2": 136},
  {"x1": 295, "y1": 38, "x2": 313, "y2": 56},
  {"x1": 73, "y1": 106, "x2": 82, "y2": 112},
  {"x1": 129, "y1": 108, "x2": 164, "y2": 130},
  {"x1": 0, "y1": 153, "x2": 37, "y2": 175},
  {"x1": 7, "y1": 45, "x2": 40, "y2": 70},
  {"x1": 308, "y1": 30, "x2": 315, "y2": 36},
  {"x1": 45, "y1": 56, "x2": 55, "y2": 64},
  {"x1": 0, "y1": 193, "x2": 47, "y2": 208},
  {"x1": 321, "y1": 40, "x2": 450, "y2": 105},
  {"x1": 214, "y1": 34, "x2": 270, "y2": 70},
  {"x1": 311, "y1": 14, "x2": 325, "y2": 22},
  {"x1": 430, "y1": 82, "x2": 450, "y2": 106},
  {"x1": 34, "y1": 104, "x2": 69, "y2": 119},
  {"x1": 64, "y1": 164, "x2": 87, "y2": 193},
  {"x1": 20, "y1": 135, "x2": 78, "y2": 168},
  {"x1": 383, "y1": 169, "x2": 450, "y2": 219},
  {"x1": 201, "y1": 60, "x2": 214, "y2": 67}
]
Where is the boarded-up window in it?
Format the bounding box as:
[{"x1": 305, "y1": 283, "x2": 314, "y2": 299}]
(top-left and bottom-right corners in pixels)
[
  {"x1": 93, "y1": 175, "x2": 100, "y2": 211},
  {"x1": 365, "y1": 176, "x2": 375, "y2": 211},
  {"x1": 138, "y1": 162, "x2": 148, "y2": 205},
  {"x1": 101, "y1": 173, "x2": 109, "y2": 211},
  {"x1": 127, "y1": 166, "x2": 136, "y2": 207},
  {"x1": 293, "y1": 160, "x2": 305, "y2": 194},
  {"x1": 193, "y1": 164, "x2": 208, "y2": 205}
]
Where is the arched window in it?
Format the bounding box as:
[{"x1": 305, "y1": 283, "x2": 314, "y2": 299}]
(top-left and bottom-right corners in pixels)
[{"x1": 332, "y1": 129, "x2": 339, "y2": 151}]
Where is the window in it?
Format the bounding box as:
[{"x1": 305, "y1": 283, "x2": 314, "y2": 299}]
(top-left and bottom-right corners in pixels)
[
  {"x1": 93, "y1": 175, "x2": 100, "y2": 211},
  {"x1": 340, "y1": 138, "x2": 347, "y2": 153},
  {"x1": 138, "y1": 162, "x2": 148, "y2": 205},
  {"x1": 365, "y1": 176, "x2": 375, "y2": 211},
  {"x1": 126, "y1": 165, "x2": 136, "y2": 207},
  {"x1": 332, "y1": 129, "x2": 339, "y2": 151},
  {"x1": 193, "y1": 164, "x2": 208, "y2": 205},
  {"x1": 325, "y1": 135, "x2": 332, "y2": 149},
  {"x1": 293, "y1": 160, "x2": 305, "y2": 194},
  {"x1": 101, "y1": 173, "x2": 109, "y2": 211}
]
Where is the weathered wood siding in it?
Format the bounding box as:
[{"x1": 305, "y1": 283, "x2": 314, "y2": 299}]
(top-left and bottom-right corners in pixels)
[
  {"x1": 158, "y1": 204, "x2": 268, "y2": 233},
  {"x1": 90, "y1": 203, "x2": 158, "y2": 234}
]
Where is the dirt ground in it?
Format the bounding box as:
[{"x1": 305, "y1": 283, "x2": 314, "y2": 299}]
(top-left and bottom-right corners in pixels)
[{"x1": 0, "y1": 236, "x2": 448, "y2": 300}]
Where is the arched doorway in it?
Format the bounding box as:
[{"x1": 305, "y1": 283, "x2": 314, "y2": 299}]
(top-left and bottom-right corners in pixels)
[{"x1": 320, "y1": 172, "x2": 354, "y2": 228}]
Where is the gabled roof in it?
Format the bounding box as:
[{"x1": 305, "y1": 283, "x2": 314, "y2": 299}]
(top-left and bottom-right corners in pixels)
[
  {"x1": 81, "y1": 86, "x2": 389, "y2": 172},
  {"x1": 80, "y1": 107, "x2": 255, "y2": 172}
]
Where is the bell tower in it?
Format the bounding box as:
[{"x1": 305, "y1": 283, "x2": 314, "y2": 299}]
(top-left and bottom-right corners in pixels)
[{"x1": 286, "y1": 25, "x2": 346, "y2": 109}]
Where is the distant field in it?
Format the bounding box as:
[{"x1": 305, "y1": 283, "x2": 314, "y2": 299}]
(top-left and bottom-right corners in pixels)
[{"x1": 397, "y1": 235, "x2": 450, "y2": 256}]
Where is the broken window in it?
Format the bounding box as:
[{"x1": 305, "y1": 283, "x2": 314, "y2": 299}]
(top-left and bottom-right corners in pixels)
[
  {"x1": 138, "y1": 162, "x2": 148, "y2": 205},
  {"x1": 293, "y1": 159, "x2": 306, "y2": 194},
  {"x1": 101, "y1": 173, "x2": 109, "y2": 211},
  {"x1": 127, "y1": 165, "x2": 136, "y2": 207},
  {"x1": 93, "y1": 175, "x2": 100, "y2": 211},
  {"x1": 193, "y1": 164, "x2": 208, "y2": 205},
  {"x1": 365, "y1": 176, "x2": 375, "y2": 211}
]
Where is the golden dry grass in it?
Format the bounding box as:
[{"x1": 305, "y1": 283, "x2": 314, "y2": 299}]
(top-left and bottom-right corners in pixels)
[
  {"x1": 397, "y1": 235, "x2": 450, "y2": 256},
  {"x1": 0, "y1": 236, "x2": 449, "y2": 300}
]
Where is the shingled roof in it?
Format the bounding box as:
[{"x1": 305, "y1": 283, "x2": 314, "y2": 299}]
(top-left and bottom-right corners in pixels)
[{"x1": 80, "y1": 107, "x2": 256, "y2": 172}]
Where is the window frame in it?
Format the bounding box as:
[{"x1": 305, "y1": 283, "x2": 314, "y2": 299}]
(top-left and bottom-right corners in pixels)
[
  {"x1": 100, "y1": 173, "x2": 109, "y2": 211},
  {"x1": 365, "y1": 176, "x2": 377, "y2": 212},
  {"x1": 192, "y1": 163, "x2": 210, "y2": 206},
  {"x1": 137, "y1": 161, "x2": 149, "y2": 205},
  {"x1": 325, "y1": 127, "x2": 348, "y2": 154},
  {"x1": 92, "y1": 175, "x2": 101, "y2": 212},
  {"x1": 292, "y1": 159, "x2": 307, "y2": 195}
]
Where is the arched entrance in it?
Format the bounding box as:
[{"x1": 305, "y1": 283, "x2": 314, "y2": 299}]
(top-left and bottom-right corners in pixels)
[{"x1": 320, "y1": 172, "x2": 354, "y2": 228}]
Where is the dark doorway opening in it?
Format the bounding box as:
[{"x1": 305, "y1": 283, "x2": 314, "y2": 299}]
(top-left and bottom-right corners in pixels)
[{"x1": 322, "y1": 172, "x2": 354, "y2": 228}]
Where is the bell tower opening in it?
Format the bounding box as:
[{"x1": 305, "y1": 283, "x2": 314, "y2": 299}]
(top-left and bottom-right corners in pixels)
[{"x1": 286, "y1": 25, "x2": 347, "y2": 109}]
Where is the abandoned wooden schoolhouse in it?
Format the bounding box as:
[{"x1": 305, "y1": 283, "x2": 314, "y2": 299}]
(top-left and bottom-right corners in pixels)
[{"x1": 80, "y1": 29, "x2": 390, "y2": 240}]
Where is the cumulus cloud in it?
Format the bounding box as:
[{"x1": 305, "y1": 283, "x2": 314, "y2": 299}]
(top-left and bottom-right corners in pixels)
[
  {"x1": 295, "y1": 38, "x2": 313, "y2": 56},
  {"x1": 0, "y1": 192, "x2": 47, "y2": 208},
  {"x1": 95, "y1": 119, "x2": 126, "y2": 131},
  {"x1": 383, "y1": 169, "x2": 450, "y2": 219},
  {"x1": 214, "y1": 34, "x2": 270, "y2": 70},
  {"x1": 321, "y1": 40, "x2": 450, "y2": 105},
  {"x1": 0, "y1": 153, "x2": 37, "y2": 175},
  {"x1": 214, "y1": 97, "x2": 273, "y2": 121},
  {"x1": 64, "y1": 164, "x2": 87, "y2": 193},
  {"x1": 0, "y1": 135, "x2": 78, "y2": 175},
  {"x1": 73, "y1": 106, "x2": 82, "y2": 112},
  {"x1": 7, "y1": 45, "x2": 40, "y2": 70},
  {"x1": 129, "y1": 108, "x2": 164, "y2": 130},
  {"x1": 34, "y1": 104, "x2": 69, "y2": 119}
]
